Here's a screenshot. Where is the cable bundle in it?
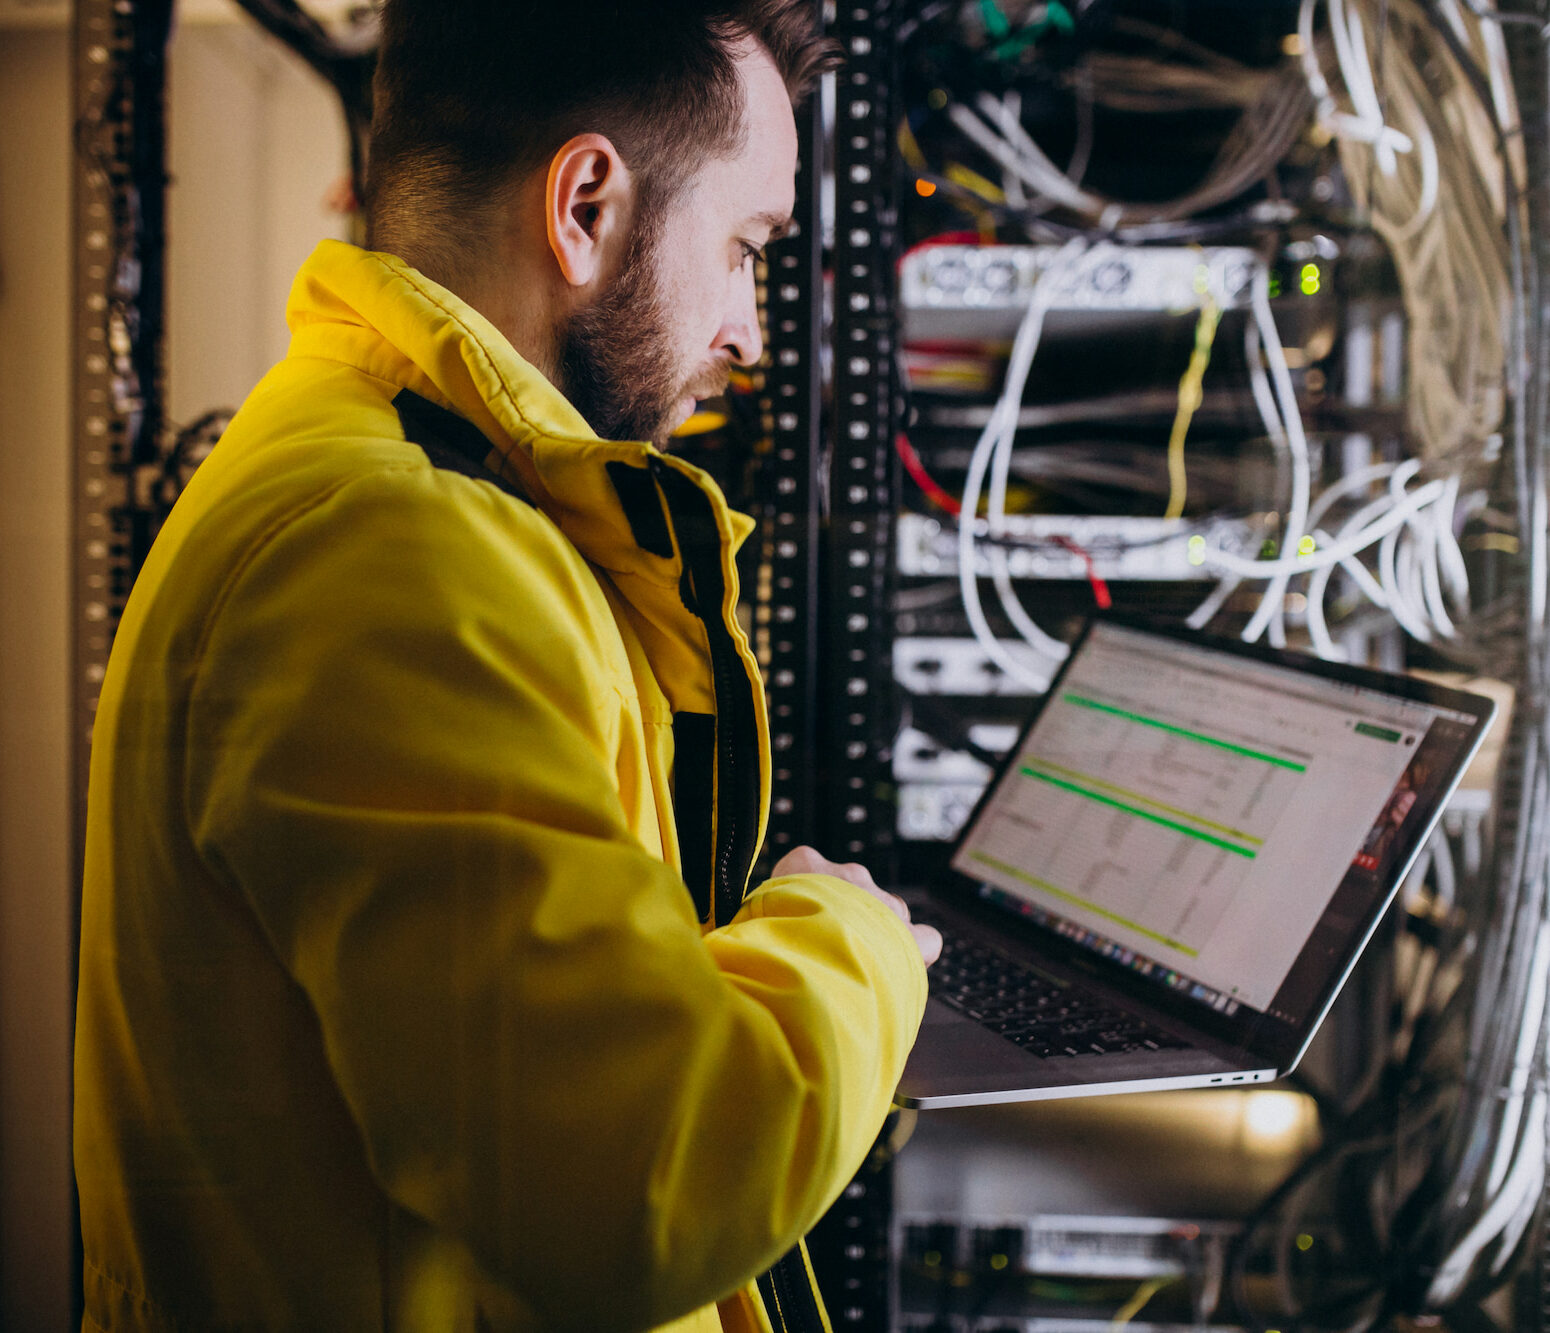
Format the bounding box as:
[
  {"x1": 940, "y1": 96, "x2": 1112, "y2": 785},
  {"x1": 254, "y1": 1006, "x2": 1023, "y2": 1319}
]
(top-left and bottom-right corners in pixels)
[
  {"x1": 1298, "y1": 0, "x2": 1514, "y2": 462},
  {"x1": 897, "y1": 2, "x2": 1549, "y2": 1323}
]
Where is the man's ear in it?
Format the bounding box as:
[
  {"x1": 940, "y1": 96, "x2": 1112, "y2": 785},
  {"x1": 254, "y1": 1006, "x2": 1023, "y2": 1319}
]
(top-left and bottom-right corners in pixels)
[{"x1": 545, "y1": 133, "x2": 634, "y2": 289}]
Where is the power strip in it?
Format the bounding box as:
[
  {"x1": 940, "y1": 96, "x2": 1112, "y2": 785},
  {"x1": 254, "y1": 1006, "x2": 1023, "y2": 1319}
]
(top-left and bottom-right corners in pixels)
[{"x1": 898, "y1": 514, "x2": 1259, "y2": 583}]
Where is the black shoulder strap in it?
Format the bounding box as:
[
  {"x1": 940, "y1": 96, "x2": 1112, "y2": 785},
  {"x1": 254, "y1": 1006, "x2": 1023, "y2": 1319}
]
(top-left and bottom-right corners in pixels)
[{"x1": 393, "y1": 388, "x2": 533, "y2": 506}]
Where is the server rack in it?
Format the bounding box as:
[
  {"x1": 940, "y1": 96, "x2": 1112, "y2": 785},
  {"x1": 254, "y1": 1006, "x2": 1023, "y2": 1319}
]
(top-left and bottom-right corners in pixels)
[{"x1": 66, "y1": 3, "x2": 1550, "y2": 1330}]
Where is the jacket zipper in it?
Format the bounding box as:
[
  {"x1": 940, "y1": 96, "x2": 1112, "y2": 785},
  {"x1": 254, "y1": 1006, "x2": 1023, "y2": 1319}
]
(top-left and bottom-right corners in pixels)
[
  {"x1": 650, "y1": 462, "x2": 823, "y2": 1332},
  {"x1": 757, "y1": 1247, "x2": 826, "y2": 1333},
  {"x1": 650, "y1": 459, "x2": 760, "y2": 925}
]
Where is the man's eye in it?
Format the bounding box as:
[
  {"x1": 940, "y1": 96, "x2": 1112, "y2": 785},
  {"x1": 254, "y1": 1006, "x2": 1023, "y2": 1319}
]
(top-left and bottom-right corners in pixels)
[{"x1": 738, "y1": 242, "x2": 765, "y2": 269}]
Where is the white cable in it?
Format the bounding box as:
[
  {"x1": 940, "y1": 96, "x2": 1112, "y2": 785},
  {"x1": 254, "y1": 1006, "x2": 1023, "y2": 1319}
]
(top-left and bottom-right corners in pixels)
[
  {"x1": 1435, "y1": 478, "x2": 1471, "y2": 609},
  {"x1": 1205, "y1": 481, "x2": 1447, "y2": 575},
  {"x1": 1242, "y1": 263, "x2": 1313, "y2": 643},
  {"x1": 1378, "y1": 524, "x2": 1434, "y2": 642},
  {"x1": 1532, "y1": 471, "x2": 1548, "y2": 637},
  {"x1": 1244, "y1": 318, "x2": 1288, "y2": 453},
  {"x1": 957, "y1": 239, "x2": 1089, "y2": 689},
  {"x1": 1429, "y1": 922, "x2": 1550, "y2": 1301},
  {"x1": 1486, "y1": 1128, "x2": 1545, "y2": 1278},
  {"x1": 1205, "y1": 466, "x2": 1446, "y2": 577},
  {"x1": 1301, "y1": 0, "x2": 1437, "y2": 238},
  {"x1": 997, "y1": 91, "x2": 1027, "y2": 209},
  {"x1": 1387, "y1": 110, "x2": 1441, "y2": 243},
  {"x1": 1302, "y1": 463, "x2": 1469, "y2": 653},
  {"x1": 1305, "y1": 496, "x2": 1402, "y2": 661},
  {"x1": 1299, "y1": 0, "x2": 1333, "y2": 106},
  {"x1": 1307, "y1": 460, "x2": 1399, "y2": 529},
  {"x1": 1305, "y1": 551, "x2": 1381, "y2": 660},
  {"x1": 1186, "y1": 573, "x2": 1241, "y2": 631},
  {"x1": 948, "y1": 102, "x2": 1101, "y2": 215},
  {"x1": 1383, "y1": 462, "x2": 1455, "y2": 640},
  {"x1": 1185, "y1": 312, "x2": 1289, "y2": 638},
  {"x1": 1427, "y1": 1087, "x2": 1546, "y2": 1303},
  {"x1": 980, "y1": 244, "x2": 1107, "y2": 665},
  {"x1": 1485, "y1": 923, "x2": 1550, "y2": 1197},
  {"x1": 1418, "y1": 514, "x2": 1455, "y2": 638}
]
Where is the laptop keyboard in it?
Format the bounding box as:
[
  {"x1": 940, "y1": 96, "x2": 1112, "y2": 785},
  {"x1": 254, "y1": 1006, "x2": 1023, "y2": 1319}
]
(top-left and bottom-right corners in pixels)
[{"x1": 923, "y1": 918, "x2": 1190, "y2": 1060}]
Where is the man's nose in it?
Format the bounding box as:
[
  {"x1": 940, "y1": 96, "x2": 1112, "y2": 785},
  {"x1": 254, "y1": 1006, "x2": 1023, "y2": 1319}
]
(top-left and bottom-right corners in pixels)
[{"x1": 719, "y1": 268, "x2": 764, "y2": 368}]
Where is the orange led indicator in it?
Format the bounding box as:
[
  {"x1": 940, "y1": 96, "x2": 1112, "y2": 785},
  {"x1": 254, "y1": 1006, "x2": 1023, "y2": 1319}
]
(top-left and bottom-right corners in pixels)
[{"x1": 915, "y1": 178, "x2": 937, "y2": 197}]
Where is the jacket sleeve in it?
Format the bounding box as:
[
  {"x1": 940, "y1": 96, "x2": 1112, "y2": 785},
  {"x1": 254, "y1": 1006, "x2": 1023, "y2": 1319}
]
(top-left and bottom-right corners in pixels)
[{"x1": 183, "y1": 466, "x2": 928, "y2": 1331}]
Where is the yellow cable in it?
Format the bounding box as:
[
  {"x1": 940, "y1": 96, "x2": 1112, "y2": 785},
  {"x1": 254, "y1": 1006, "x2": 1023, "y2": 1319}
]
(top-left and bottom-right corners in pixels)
[
  {"x1": 1163, "y1": 296, "x2": 1221, "y2": 521},
  {"x1": 941, "y1": 164, "x2": 1003, "y2": 239},
  {"x1": 898, "y1": 116, "x2": 929, "y2": 172},
  {"x1": 945, "y1": 161, "x2": 1007, "y2": 204},
  {"x1": 1110, "y1": 1275, "x2": 1171, "y2": 1327}
]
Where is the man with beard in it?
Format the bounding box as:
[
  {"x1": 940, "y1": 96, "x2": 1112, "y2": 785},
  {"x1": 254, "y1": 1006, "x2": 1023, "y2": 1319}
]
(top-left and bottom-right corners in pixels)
[{"x1": 73, "y1": 3, "x2": 939, "y2": 1332}]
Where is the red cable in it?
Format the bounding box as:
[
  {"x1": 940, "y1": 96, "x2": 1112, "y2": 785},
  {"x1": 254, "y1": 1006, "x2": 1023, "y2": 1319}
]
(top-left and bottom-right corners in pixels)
[
  {"x1": 894, "y1": 433, "x2": 1111, "y2": 610},
  {"x1": 895, "y1": 432, "x2": 962, "y2": 516},
  {"x1": 1052, "y1": 534, "x2": 1113, "y2": 610}
]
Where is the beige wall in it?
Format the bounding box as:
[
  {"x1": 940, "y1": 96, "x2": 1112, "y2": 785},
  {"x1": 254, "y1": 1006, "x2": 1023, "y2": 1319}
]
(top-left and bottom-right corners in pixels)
[
  {"x1": 0, "y1": 22, "x2": 76, "y2": 1333},
  {"x1": 0, "y1": 11, "x2": 345, "y2": 1328}
]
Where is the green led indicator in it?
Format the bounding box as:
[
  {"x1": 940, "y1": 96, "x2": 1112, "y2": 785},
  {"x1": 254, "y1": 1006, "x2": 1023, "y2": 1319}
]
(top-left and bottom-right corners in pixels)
[
  {"x1": 1188, "y1": 534, "x2": 1207, "y2": 566},
  {"x1": 1268, "y1": 271, "x2": 1283, "y2": 299},
  {"x1": 1298, "y1": 534, "x2": 1316, "y2": 556},
  {"x1": 1296, "y1": 1234, "x2": 1315, "y2": 1252},
  {"x1": 1300, "y1": 262, "x2": 1321, "y2": 295}
]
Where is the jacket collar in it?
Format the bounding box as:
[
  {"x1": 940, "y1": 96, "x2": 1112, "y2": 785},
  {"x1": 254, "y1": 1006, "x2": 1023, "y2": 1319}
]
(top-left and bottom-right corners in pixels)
[{"x1": 283, "y1": 239, "x2": 756, "y2": 581}]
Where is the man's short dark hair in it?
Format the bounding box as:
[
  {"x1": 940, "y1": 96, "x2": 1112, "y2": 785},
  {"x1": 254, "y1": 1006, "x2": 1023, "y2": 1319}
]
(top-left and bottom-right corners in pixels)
[{"x1": 366, "y1": 0, "x2": 834, "y2": 282}]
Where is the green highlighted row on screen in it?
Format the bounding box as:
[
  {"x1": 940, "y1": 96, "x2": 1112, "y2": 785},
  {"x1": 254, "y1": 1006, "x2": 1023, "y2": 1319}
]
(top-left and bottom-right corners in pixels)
[
  {"x1": 1019, "y1": 766, "x2": 1258, "y2": 859},
  {"x1": 1024, "y1": 755, "x2": 1263, "y2": 846},
  {"x1": 968, "y1": 850, "x2": 1199, "y2": 957},
  {"x1": 1062, "y1": 692, "x2": 1307, "y2": 772}
]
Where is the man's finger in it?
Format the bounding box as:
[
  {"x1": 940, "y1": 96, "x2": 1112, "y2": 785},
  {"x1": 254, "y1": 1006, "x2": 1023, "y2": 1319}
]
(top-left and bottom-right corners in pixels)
[{"x1": 913, "y1": 924, "x2": 943, "y2": 966}]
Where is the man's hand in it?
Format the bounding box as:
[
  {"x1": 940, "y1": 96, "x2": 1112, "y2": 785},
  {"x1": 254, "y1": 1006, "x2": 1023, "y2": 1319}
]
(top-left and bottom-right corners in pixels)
[{"x1": 771, "y1": 845, "x2": 942, "y2": 966}]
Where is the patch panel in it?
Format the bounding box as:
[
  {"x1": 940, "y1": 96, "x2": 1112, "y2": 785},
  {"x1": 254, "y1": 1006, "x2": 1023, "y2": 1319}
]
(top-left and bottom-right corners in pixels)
[
  {"x1": 894, "y1": 634, "x2": 1054, "y2": 697},
  {"x1": 900, "y1": 244, "x2": 1258, "y2": 343},
  {"x1": 898, "y1": 782, "x2": 989, "y2": 843},
  {"x1": 900, "y1": 1319, "x2": 1245, "y2": 1332},
  {"x1": 893, "y1": 724, "x2": 1018, "y2": 782},
  {"x1": 897, "y1": 514, "x2": 1260, "y2": 583},
  {"x1": 900, "y1": 1214, "x2": 1238, "y2": 1281},
  {"x1": 897, "y1": 1214, "x2": 1243, "y2": 1331}
]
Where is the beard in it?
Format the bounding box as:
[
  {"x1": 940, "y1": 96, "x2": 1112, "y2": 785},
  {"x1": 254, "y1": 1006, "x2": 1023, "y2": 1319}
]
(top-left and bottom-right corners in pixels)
[{"x1": 556, "y1": 212, "x2": 725, "y2": 448}]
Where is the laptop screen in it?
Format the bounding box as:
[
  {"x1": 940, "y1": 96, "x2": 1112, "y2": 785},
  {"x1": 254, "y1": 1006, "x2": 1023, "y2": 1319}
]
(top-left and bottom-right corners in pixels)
[{"x1": 949, "y1": 619, "x2": 1489, "y2": 1034}]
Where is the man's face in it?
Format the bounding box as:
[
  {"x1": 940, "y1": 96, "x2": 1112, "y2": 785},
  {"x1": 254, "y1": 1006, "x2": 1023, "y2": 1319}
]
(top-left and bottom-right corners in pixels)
[{"x1": 557, "y1": 46, "x2": 799, "y2": 447}]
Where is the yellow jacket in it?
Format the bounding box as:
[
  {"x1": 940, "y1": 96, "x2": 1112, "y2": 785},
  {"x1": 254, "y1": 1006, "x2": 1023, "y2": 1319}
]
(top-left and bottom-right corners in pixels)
[{"x1": 75, "y1": 240, "x2": 926, "y2": 1332}]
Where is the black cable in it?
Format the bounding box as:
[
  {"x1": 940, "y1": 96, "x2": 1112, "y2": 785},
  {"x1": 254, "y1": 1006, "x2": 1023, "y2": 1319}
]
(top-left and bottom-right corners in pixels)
[{"x1": 228, "y1": 0, "x2": 377, "y2": 207}]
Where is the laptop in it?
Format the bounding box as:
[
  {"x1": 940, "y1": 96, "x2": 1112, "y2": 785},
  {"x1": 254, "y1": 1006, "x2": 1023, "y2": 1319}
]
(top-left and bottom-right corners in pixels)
[{"x1": 895, "y1": 613, "x2": 1496, "y2": 1109}]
